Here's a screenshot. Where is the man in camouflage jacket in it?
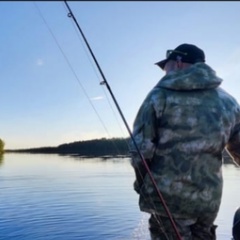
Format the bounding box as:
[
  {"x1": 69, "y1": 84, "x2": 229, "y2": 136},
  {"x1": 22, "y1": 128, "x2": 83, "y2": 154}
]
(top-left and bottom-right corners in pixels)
[{"x1": 130, "y1": 43, "x2": 240, "y2": 240}]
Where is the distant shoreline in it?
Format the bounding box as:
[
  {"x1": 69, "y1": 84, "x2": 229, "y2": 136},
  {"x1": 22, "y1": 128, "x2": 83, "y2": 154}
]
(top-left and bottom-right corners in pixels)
[
  {"x1": 5, "y1": 137, "x2": 131, "y2": 158},
  {"x1": 5, "y1": 137, "x2": 234, "y2": 164}
]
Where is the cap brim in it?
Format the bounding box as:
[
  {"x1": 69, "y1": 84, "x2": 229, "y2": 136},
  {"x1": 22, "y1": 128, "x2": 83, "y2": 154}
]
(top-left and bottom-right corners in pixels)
[{"x1": 155, "y1": 59, "x2": 168, "y2": 70}]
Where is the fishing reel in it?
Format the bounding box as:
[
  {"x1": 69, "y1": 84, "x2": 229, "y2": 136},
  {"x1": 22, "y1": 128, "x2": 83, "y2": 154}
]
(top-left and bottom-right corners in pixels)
[{"x1": 233, "y1": 207, "x2": 240, "y2": 240}]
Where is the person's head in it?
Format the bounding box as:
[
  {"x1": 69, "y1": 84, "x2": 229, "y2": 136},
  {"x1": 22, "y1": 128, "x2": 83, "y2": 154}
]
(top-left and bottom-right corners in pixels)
[{"x1": 155, "y1": 43, "x2": 206, "y2": 74}]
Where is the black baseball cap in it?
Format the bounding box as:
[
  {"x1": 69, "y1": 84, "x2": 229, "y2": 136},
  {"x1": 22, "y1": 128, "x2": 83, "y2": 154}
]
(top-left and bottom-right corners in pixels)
[{"x1": 155, "y1": 43, "x2": 205, "y2": 70}]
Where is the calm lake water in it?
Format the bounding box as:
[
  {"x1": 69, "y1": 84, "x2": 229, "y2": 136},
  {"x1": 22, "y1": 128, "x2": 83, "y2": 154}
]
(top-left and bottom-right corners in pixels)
[{"x1": 0, "y1": 153, "x2": 239, "y2": 240}]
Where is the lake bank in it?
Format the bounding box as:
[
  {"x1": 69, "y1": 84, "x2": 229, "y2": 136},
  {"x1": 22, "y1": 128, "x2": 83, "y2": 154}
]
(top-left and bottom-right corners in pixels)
[{"x1": 5, "y1": 137, "x2": 236, "y2": 164}]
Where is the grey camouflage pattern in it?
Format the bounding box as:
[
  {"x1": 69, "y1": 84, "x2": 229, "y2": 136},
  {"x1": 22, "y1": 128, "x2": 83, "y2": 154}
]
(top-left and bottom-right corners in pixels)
[
  {"x1": 130, "y1": 62, "x2": 240, "y2": 219},
  {"x1": 149, "y1": 214, "x2": 217, "y2": 240}
]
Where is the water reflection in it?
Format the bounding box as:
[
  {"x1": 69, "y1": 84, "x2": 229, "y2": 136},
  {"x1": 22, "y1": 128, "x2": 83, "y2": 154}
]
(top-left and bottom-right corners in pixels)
[
  {"x1": 0, "y1": 153, "x2": 239, "y2": 240},
  {"x1": 0, "y1": 153, "x2": 139, "y2": 240},
  {"x1": 67, "y1": 154, "x2": 131, "y2": 161}
]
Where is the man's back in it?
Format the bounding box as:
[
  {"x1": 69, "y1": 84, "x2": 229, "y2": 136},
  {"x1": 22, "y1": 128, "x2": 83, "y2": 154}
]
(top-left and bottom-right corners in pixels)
[{"x1": 132, "y1": 62, "x2": 240, "y2": 218}]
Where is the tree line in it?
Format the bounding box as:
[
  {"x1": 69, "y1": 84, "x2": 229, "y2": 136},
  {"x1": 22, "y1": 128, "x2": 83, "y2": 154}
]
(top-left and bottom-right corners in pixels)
[
  {"x1": 6, "y1": 137, "x2": 131, "y2": 157},
  {"x1": 4, "y1": 137, "x2": 235, "y2": 164}
]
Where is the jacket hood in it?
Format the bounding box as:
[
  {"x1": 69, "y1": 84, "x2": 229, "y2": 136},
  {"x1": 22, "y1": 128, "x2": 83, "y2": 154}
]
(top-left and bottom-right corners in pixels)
[{"x1": 156, "y1": 63, "x2": 223, "y2": 91}]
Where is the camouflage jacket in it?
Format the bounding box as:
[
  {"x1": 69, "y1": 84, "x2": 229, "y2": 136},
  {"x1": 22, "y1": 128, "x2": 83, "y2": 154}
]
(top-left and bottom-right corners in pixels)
[{"x1": 130, "y1": 62, "x2": 240, "y2": 218}]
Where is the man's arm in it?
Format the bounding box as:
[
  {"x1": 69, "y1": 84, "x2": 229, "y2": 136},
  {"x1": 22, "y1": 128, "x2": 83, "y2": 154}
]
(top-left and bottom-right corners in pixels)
[
  {"x1": 129, "y1": 89, "x2": 164, "y2": 192},
  {"x1": 132, "y1": 158, "x2": 151, "y2": 193}
]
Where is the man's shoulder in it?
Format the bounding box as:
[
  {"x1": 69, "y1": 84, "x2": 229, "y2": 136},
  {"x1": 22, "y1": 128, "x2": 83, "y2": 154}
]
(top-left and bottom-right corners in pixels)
[
  {"x1": 142, "y1": 86, "x2": 167, "y2": 106},
  {"x1": 217, "y1": 88, "x2": 240, "y2": 113},
  {"x1": 217, "y1": 87, "x2": 239, "y2": 105}
]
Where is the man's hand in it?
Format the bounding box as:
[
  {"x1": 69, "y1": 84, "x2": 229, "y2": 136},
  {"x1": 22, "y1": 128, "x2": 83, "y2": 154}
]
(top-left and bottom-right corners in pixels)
[{"x1": 133, "y1": 180, "x2": 141, "y2": 194}]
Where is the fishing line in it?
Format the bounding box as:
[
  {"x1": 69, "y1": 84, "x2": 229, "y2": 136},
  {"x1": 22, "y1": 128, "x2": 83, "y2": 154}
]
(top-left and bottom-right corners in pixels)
[
  {"x1": 33, "y1": 2, "x2": 124, "y2": 156},
  {"x1": 63, "y1": 1, "x2": 182, "y2": 239}
]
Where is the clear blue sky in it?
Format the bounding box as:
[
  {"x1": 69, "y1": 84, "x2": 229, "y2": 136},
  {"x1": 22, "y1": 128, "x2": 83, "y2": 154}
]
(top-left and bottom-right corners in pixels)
[{"x1": 1, "y1": 1, "x2": 240, "y2": 149}]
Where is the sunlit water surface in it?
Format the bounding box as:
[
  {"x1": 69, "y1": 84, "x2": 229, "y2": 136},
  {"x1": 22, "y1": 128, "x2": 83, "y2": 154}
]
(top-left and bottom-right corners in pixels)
[{"x1": 0, "y1": 153, "x2": 239, "y2": 240}]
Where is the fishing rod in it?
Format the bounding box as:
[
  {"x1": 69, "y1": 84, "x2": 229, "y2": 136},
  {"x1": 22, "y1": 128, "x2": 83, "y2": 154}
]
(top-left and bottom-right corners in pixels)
[{"x1": 64, "y1": 1, "x2": 182, "y2": 239}]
